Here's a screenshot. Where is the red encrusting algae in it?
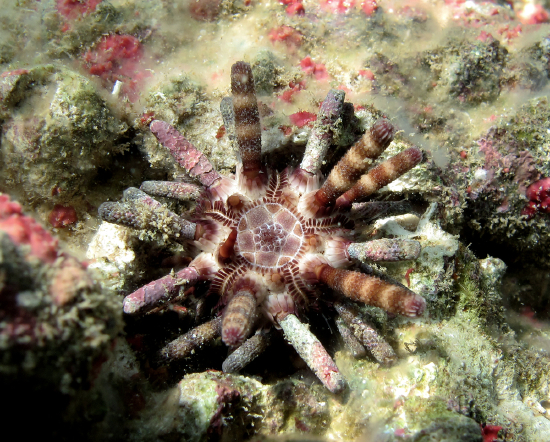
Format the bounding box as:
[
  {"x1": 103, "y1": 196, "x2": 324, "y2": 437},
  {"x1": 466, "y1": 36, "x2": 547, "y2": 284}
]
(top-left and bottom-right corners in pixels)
[
  {"x1": 0, "y1": 194, "x2": 58, "y2": 263},
  {"x1": 82, "y1": 34, "x2": 150, "y2": 101},
  {"x1": 56, "y1": 0, "x2": 102, "y2": 20},
  {"x1": 522, "y1": 177, "x2": 550, "y2": 218},
  {"x1": 49, "y1": 204, "x2": 78, "y2": 228}
]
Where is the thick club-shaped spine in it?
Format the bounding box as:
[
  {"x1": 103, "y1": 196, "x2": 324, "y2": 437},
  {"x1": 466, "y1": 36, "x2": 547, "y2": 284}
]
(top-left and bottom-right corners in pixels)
[
  {"x1": 139, "y1": 181, "x2": 202, "y2": 201},
  {"x1": 278, "y1": 313, "x2": 346, "y2": 393},
  {"x1": 123, "y1": 266, "x2": 200, "y2": 315},
  {"x1": 150, "y1": 119, "x2": 222, "y2": 189},
  {"x1": 123, "y1": 187, "x2": 197, "y2": 240},
  {"x1": 314, "y1": 264, "x2": 426, "y2": 317},
  {"x1": 159, "y1": 316, "x2": 222, "y2": 361},
  {"x1": 312, "y1": 119, "x2": 395, "y2": 213},
  {"x1": 222, "y1": 289, "x2": 257, "y2": 347},
  {"x1": 123, "y1": 253, "x2": 217, "y2": 315},
  {"x1": 231, "y1": 61, "x2": 263, "y2": 180},
  {"x1": 336, "y1": 147, "x2": 423, "y2": 208},
  {"x1": 335, "y1": 301, "x2": 397, "y2": 365},
  {"x1": 291, "y1": 89, "x2": 345, "y2": 192},
  {"x1": 348, "y1": 238, "x2": 421, "y2": 262},
  {"x1": 222, "y1": 330, "x2": 271, "y2": 373},
  {"x1": 335, "y1": 316, "x2": 367, "y2": 358}
]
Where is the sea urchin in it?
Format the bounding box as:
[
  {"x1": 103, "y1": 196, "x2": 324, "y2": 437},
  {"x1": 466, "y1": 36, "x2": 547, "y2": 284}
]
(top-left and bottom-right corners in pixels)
[{"x1": 99, "y1": 61, "x2": 425, "y2": 393}]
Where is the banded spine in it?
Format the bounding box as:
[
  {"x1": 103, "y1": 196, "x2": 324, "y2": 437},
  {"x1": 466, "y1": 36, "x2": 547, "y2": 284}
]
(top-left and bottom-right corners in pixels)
[
  {"x1": 313, "y1": 119, "x2": 395, "y2": 211},
  {"x1": 231, "y1": 62, "x2": 263, "y2": 180},
  {"x1": 314, "y1": 264, "x2": 426, "y2": 317},
  {"x1": 336, "y1": 147, "x2": 423, "y2": 208},
  {"x1": 221, "y1": 289, "x2": 258, "y2": 347}
]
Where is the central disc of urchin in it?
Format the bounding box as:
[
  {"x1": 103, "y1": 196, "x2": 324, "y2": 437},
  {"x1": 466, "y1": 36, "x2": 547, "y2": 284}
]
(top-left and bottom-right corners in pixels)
[{"x1": 236, "y1": 203, "x2": 304, "y2": 269}]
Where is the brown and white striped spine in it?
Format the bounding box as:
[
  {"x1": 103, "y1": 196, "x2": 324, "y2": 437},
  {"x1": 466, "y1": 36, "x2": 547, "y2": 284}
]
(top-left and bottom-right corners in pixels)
[
  {"x1": 231, "y1": 61, "x2": 263, "y2": 180},
  {"x1": 314, "y1": 264, "x2": 426, "y2": 317},
  {"x1": 221, "y1": 288, "x2": 258, "y2": 347},
  {"x1": 336, "y1": 147, "x2": 423, "y2": 208},
  {"x1": 313, "y1": 119, "x2": 395, "y2": 210}
]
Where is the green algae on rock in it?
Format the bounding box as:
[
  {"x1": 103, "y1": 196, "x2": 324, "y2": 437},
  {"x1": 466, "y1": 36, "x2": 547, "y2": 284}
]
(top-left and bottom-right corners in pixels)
[{"x1": 0, "y1": 65, "x2": 128, "y2": 206}]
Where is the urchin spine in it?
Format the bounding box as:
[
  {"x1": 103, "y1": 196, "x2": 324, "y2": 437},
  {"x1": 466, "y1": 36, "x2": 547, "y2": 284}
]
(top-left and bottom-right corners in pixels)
[
  {"x1": 335, "y1": 316, "x2": 367, "y2": 359},
  {"x1": 159, "y1": 316, "x2": 222, "y2": 361},
  {"x1": 150, "y1": 119, "x2": 222, "y2": 189},
  {"x1": 336, "y1": 146, "x2": 423, "y2": 208},
  {"x1": 123, "y1": 266, "x2": 200, "y2": 315},
  {"x1": 278, "y1": 313, "x2": 346, "y2": 394},
  {"x1": 348, "y1": 239, "x2": 421, "y2": 262},
  {"x1": 231, "y1": 61, "x2": 262, "y2": 180},
  {"x1": 313, "y1": 263, "x2": 426, "y2": 317},
  {"x1": 139, "y1": 181, "x2": 202, "y2": 201},
  {"x1": 291, "y1": 89, "x2": 345, "y2": 191},
  {"x1": 222, "y1": 330, "x2": 272, "y2": 373},
  {"x1": 314, "y1": 119, "x2": 395, "y2": 209},
  {"x1": 335, "y1": 301, "x2": 397, "y2": 365},
  {"x1": 222, "y1": 289, "x2": 257, "y2": 347}
]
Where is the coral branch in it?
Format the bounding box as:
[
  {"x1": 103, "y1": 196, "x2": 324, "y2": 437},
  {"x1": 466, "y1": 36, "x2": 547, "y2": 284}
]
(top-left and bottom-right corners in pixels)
[{"x1": 278, "y1": 313, "x2": 346, "y2": 393}]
